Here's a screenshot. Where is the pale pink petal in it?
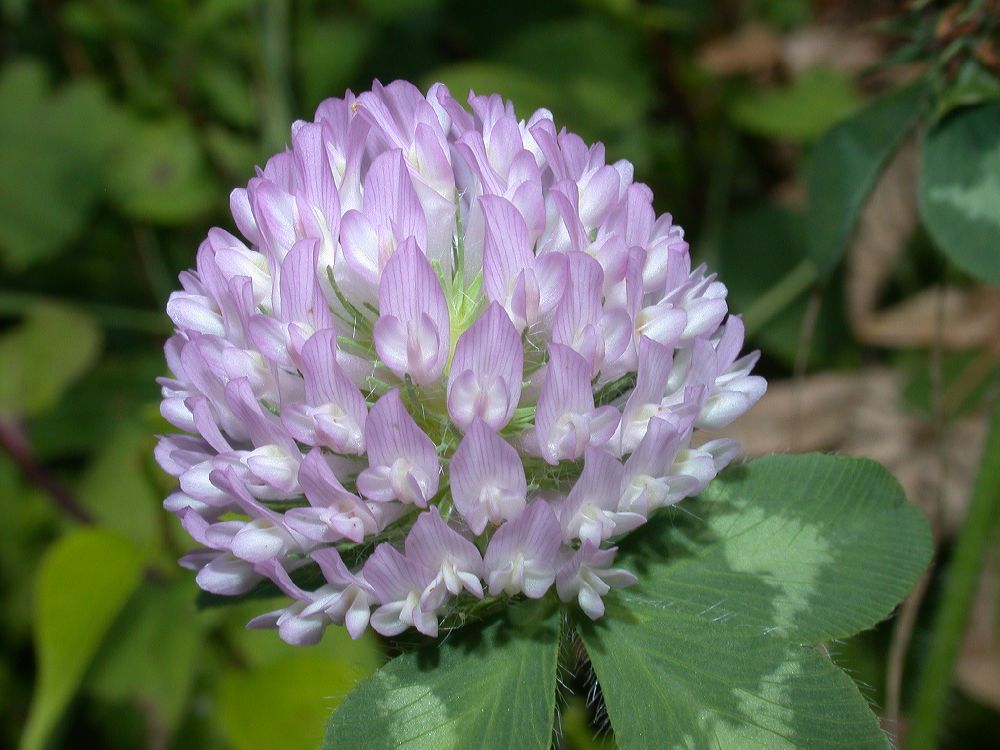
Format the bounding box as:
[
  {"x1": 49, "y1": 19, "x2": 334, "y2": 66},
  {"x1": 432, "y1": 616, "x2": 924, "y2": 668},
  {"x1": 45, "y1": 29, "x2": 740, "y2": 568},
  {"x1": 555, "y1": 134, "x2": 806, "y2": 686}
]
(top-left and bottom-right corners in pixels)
[
  {"x1": 447, "y1": 302, "x2": 523, "y2": 430},
  {"x1": 357, "y1": 389, "x2": 439, "y2": 506},
  {"x1": 375, "y1": 239, "x2": 450, "y2": 385},
  {"x1": 483, "y1": 500, "x2": 561, "y2": 598},
  {"x1": 480, "y1": 195, "x2": 534, "y2": 307},
  {"x1": 405, "y1": 506, "x2": 484, "y2": 601},
  {"x1": 449, "y1": 418, "x2": 527, "y2": 535}
]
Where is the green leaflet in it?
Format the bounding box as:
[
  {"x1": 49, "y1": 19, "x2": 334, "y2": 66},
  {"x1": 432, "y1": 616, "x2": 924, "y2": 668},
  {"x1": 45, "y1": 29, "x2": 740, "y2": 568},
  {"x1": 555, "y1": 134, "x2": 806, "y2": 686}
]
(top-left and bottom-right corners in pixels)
[
  {"x1": 322, "y1": 601, "x2": 561, "y2": 750},
  {"x1": 0, "y1": 303, "x2": 102, "y2": 419},
  {"x1": 317, "y1": 454, "x2": 929, "y2": 749},
  {"x1": 107, "y1": 116, "x2": 218, "y2": 225},
  {"x1": 20, "y1": 529, "x2": 144, "y2": 750},
  {"x1": 920, "y1": 101, "x2": 1000, "y2": 285},
  {"x1": 578, "y1": 453, "x2": 931, "y2": 749},
  {"x1": 0, "y1": 61, "x2": 122, "y2": 269},
  {"x1": 85, "y1": 579, "x2": 203, "y2": 735},
  {"x1": 729, "y1": 68, "x2": 861, "y2": 143},
  {"x1": 805, "y1": 81, "x2": 930, "y2": 278},
  {"x1": 581, "y1": 607, "x2": 887, "y2": 749},
  {"x1": 218, "y1": 604, "x2": 382, "y2": 750}
]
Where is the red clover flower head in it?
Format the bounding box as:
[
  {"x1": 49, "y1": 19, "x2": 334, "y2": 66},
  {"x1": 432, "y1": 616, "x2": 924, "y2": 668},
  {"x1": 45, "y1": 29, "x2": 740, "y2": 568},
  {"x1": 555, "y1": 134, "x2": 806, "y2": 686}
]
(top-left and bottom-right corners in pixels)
[{"x1": 156, "y1": 81, "x2": 767, "y2": 644}]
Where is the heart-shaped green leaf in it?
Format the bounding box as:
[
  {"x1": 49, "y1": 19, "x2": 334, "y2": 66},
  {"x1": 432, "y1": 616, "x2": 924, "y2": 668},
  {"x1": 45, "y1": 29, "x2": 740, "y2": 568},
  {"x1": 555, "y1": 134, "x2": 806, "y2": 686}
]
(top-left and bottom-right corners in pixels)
[
  {"x1": 322, "y1": 601, "x2": 561, "y2": 750},
  {"x1": 579, "y1": 453, "x2": 931, "y2": 749},
  {"x1": 920, "y1": 101, "x2": 1000, "y2": 284},
  {"x1": 730, "y1": 68, "x2": 861, "y2": 143}
]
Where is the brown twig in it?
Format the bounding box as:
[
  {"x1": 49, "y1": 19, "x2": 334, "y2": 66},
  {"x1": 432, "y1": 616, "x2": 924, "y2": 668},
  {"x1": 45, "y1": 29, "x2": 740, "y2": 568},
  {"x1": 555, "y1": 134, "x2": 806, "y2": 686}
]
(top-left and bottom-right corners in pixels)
[
  {"x1": 885, "y1": 568, "x2": 932, "y2": 740},
  {"x1": 885, "y1": 280, "x2": 951, "y2": 739},
  {"x1": 0, "y1": 418, "x2": 93, "y2": 524}
]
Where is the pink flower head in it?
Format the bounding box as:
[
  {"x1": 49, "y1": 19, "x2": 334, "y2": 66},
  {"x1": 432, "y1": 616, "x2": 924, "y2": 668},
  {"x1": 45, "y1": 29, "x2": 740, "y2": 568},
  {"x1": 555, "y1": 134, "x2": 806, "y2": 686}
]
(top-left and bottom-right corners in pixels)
[{"x1": 158, "y1": 80, "x2": 765, "y2": 643}]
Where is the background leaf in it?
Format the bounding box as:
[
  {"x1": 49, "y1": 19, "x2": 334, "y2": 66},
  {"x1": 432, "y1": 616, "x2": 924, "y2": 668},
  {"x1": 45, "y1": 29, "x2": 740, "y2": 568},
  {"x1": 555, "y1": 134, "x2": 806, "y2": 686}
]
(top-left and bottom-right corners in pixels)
[
  {"x1": 579, "y1": 454, "x2": 931, "y2": 749},
  {"x1": 729, "y1": 68, "x2": 860, "y2": 143},
  {"x1": 423, "y1": 63, "x2": 562, "y2": 126},
  {"x1": 85, "y1": 579, "x2": 203, "y2": 735},
  {"x1": 805, "y1": 81, "x2": 929, "y2": 277},
  {"x1": 216, "y1": 600, "x2": 382, "y2": 750},
  {"x1": 322, "y1": 602, "x2": 560, "y2": 750},
  {"x1": 719, "y1": 204, "x2": 853, "y2": 368},
  {"x1": 108, "y1": 117, "x2": 218, "y2": 225},
  {"x1": 0, "y1": 304, "x2": 102, "y2": 418},
  {"x1": 0, "y1": 62, "x2": 122, "y2": 269},
  {"x1": 920, "y1": 102, "x2": 1000, "y2": 284},
  {"x1": 78, "y1": 420, "x2": 161, "y2": 549},
  {"x1": 20, "y1": 528, "x2": 144, "y2": 750},
  {"x1": 935, "y1": 60, "x2": 1000, "y2": 120},
  {"x1": 296, "y1": 18, "x2": 373, "y2": 111}
]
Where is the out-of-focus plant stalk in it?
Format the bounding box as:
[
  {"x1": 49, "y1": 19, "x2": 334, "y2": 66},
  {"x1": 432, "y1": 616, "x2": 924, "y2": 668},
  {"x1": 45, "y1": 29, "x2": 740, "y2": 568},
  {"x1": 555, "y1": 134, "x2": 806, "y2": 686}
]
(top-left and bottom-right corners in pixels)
[
  {"x1": 908, "y1": 394, "x2": 1000, "y2": 749},
  {"x1": 0, "y1": 292, "x2": 170, "y2": 335},
  {"x1": 741, "y1": 259, "x2": 817, "y2": 336},
  {"x1": 259, "y1": 0, "x2": 293, "y2": 153}
]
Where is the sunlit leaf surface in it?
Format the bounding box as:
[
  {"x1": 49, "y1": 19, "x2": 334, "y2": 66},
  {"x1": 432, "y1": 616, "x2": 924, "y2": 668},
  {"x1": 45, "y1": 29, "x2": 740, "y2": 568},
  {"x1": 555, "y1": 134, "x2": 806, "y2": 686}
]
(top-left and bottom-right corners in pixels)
[{"x1": 580, "y1": 454, "x2": 931, "y2": 749}]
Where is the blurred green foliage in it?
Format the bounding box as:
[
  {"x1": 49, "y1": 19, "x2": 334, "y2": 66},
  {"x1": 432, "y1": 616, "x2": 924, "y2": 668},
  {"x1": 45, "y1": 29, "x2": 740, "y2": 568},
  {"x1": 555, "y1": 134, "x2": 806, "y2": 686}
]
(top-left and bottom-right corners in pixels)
[{"x1": 0, "y1": 0, "x2": 998, "y2": 748}]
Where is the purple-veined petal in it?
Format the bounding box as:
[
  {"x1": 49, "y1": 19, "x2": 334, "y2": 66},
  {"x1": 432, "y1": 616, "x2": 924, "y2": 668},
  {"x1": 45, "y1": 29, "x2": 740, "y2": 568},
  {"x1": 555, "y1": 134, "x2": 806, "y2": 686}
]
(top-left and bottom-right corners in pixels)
[
  {"x1": 374, "y1": 239, "x2": 450, "y2": 385},
  {"x1": 363, "y1": 542, "x2": 439, "y2": 637},
  {"x1": 556, "y1": 543, "x2": 636, "y2": 620},
  {"x1": 558, "y1": 447, "x2": 645, "y2": 545},
  {"x1": 405, "y1": 506, "x2": 484, "y2": 603},
  {"x1": 291, "y1": 329, "x2": 367, "y2": 453},
  {"x1": 357, "y1": 389, "x2": 439, "y2": 506},
  {"x1": 449, "y1": 418, "x2": 528, "y2": 534},
  {"x1": 480, "y1": 194, "x2": 534, "y2": 313},
  {"x1": 530, "y1": 344, "x2": 619, "y2": 464},
  {"x1": 447, "y1": 302, "x2": 523, "y2": 430},
  {"x1": 483, "y1": 500, "x2": 561, "y2": 598}
]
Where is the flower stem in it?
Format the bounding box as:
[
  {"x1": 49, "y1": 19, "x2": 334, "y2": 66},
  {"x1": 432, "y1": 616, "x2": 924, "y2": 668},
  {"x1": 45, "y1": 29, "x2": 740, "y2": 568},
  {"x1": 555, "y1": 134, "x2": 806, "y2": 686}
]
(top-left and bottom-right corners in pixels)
[
  {"x1": 908, "y1": 395, "x2": 1000, "y2": 749},
  {"x1": 741, "y1": 259, "x2": 817, "y2": 336},
  {"x1": 0, "y1": 419, "x2": 93, "y2": 523}
]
